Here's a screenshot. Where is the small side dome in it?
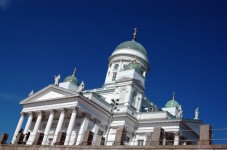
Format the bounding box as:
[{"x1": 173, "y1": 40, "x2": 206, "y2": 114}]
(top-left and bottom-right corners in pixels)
[
  {"x1": 124, "y1": 60, "x2": 145, "y2": 74},
  {"x1": 115, "y1": 39, "x2": 147, "y2": 56},
  {"x1": 64, "y1": 75, "x2": 78, "y2": 85},
  {"x1": 165, "y1": 93, "x2": 180, "y2": 108},
  {"x1": 165, "y1": 99, "x2": 180, "y2": 108},
  {"x1": 63, "y1": 68, "x2": 78, "y2": 85}
]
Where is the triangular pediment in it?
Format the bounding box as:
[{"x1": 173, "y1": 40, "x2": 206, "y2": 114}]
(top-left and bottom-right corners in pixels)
[{"x1": 20, "y1": 85, "x2": 76, "y2": 104}]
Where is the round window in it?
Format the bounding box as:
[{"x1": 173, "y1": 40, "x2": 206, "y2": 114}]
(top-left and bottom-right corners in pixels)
[{"x1": 114, "y1": 64, "x2": 119, "y2": 69}]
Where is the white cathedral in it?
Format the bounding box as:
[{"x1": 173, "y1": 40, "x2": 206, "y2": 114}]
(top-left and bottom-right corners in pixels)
[{"x1": 11, "y1": 29, "x2": 202, "y2": 146}]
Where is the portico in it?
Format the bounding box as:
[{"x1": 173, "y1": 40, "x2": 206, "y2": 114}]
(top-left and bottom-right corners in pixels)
[{"x1": 12, "y1": 88, "x2": 109, "y2": 145}]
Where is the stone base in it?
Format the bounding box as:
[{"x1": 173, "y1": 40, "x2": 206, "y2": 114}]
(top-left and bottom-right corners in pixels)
[
  {"x1": 145, "y1": 134, "x2": 152, "y2": 146},
  {"x1": 198, "y1": 125, "x2": 212, "y2": 145},
  {"x1": 32, "y1": 133, "x2": 44, "y2": 145},
  {"x1": 150, "y1": 127, "x2": 164, "y2": 146},
  {"x1": 53, "y1": 132, "x2": 66, "y2": 145},
  {"x1": 113, "y1": 127, "x2": 126, "y2": 146},
  {"x1": 14, "y1": 133, "x2": 24, "y2": 145},
  {"x1": 93, "y1": 135, "x2": 105, "y2": 146},
  {"x1": 79, "y1": 130, "x2": 94, "y2": 145},
  {"x1": 0, "y1": 133, "x2": 8, "y2": 144}
]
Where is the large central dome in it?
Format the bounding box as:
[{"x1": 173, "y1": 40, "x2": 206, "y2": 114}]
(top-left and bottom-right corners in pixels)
[
  {"x1": 108, "y1": 29, "x2": 150, "y2": 72},
  {"x1": 115, "y1": 39, "x2": 147, "y2": 56}
]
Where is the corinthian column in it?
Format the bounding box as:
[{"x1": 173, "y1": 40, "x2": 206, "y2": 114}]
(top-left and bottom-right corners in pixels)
[
  {"x1": 11, "y1": 112, "x2": 25, "y2": 144},
  {"x1": 174, "y1": 132, "x2": 180, "y2": 145},
  {"x1": 42, "y1": 110, "x2": 56, "y2": 145},
  {"x1": 92, "y1": 119, "x2": 101, "y2": 143},
  {"x1": 27, "y1": 111, "x2": 43, "y2": 145},
  {"x1": 52, "y1": 108, "x2": 67, "y2": 144},
  {"x1": 64, "y1": 107, "x2": 79, "y2": 145},
  {"x1": 23, "y1": 112, "x2": 33, "y2": 142},
  {"x1": 76, "y1": 113, "x2": 90, "y2": 145}
]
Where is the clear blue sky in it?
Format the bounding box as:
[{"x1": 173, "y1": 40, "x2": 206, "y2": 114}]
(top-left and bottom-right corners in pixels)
[{"x1": 0, "y1": 0, "x2": 226, "y2": 143}]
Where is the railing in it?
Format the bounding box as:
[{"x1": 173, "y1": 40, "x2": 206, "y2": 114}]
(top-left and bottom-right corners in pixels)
[{"x1": 1, "y1": 127, "x2": 227, "y2": 146}]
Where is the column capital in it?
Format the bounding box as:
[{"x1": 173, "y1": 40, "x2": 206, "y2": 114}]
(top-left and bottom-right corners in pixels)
[
  {"x1": 50, "y1": 109, "x2": 56, "y2": 115},
  {"x1": 82, "y1": 112, "x2": 91, "y2": 118},
  {"x1": 145, "y1": 132, "x2": 152, "y2": 137},
  {"x1": 118, "y1": 125, "x2": 127, "y2": 130},
  {"x1": 20, "y1": 112, "x2": 25, "y2": 116},
  {"x1": 94, "y1": 118, "x2": 101, "y2": 124},
  {"x1": 60, "y1": 108, "x2": 68, "y2": 113},
  {"x1": 37, "y1": 111, "x2": 44, "y2": 116},
  {"x1": 72, "y1": 107, "x2": 80, "y2": 113},
  {"x1": 28, "y1": 112, "x2": 34, "y2": 117},
  {"x1": 174, "y1": 131, "x2": 180, "y2": 136}
]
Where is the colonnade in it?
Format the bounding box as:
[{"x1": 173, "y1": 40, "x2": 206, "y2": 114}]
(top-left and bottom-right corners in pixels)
[{"x1": 11, "y1": 107, "x2": 101, "y2": 145}]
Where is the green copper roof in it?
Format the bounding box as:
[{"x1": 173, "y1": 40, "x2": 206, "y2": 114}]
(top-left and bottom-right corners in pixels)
[
  {"x1": 124, "y1": 60, "x2": 145, "y2": 74},
  {"x1": 115, "y1": 39, "x2": 147, "y2": 56},
  {"x1": 165, "y1": 98, "x2": 180, "y2": 108},
  {"x1": 64, "y1": 75, "x2": 78, "y2": 85}
]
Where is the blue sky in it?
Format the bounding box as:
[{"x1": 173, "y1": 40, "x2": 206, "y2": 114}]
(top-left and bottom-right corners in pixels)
[{"x1": 0, "y1": 0, "x2": 226, "y2": 143}]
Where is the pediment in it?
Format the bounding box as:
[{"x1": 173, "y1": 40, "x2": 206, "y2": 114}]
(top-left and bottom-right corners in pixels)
[{"x1": 20, "y1": 85, "x2": 76, "y2": 104}]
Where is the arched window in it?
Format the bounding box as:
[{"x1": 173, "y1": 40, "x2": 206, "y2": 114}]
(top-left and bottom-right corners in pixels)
[
  {"x1": 119, "y1": 88, "x2": 127, "y2": 103},
  {"x1": 112, "y1": 72, "x2": 117, "y2": 81}
]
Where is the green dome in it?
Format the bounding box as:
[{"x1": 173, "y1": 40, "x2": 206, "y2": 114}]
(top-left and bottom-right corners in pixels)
[
  {"x1": 64, "y1": 75, "x2": 78, "y2": 85},
  {"x1": 124, "y1": 60, "x2": 145, "y2": 74},
  {"x1": 115, "y1": 39, "x2": 147, "y2": 56},
  {"x1": 165, "y1": 99, "x2": 180, "y2": 108}
]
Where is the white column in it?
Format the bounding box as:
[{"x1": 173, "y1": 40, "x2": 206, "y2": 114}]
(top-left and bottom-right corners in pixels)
[
  {"x1": 76, "y1": 113, "x2": 90, "y2": 145},
  {"x1": 64, "y1": 107, "x2": 79, "y2": 145},
  {"x1": 132, "y1": 133, "x2": 136, "y2": 145},
  {"x1": 174, "y1": 132, "x2": 180, "y2": 145},
  {"x1": 162, "y1": 133, "x2": 166, "y2": 145},
  {"x1": 92, "y1": 119, "x2": 101, "y2": 143},
  {"x1": 52, "y1": 108, "x2": 67, "y2": 144},
  {"x1": 12, "y1": 112, "x2": 25, "y2": 144},
  {"x1": 23, "y1": 112, "x2": 33, "y2": 134},
  {"x1": 27, "y1": 111, "x2": 43, "y2": 145},
  {"x1": 23, "y1": 112, "x2": 33, "y2": 142},
  {"x1": 42, "y1": 110, "x2": 55, "y2": 145}
]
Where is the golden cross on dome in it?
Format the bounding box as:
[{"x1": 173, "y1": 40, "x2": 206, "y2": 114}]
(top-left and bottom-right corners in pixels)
[
  {"x1": 72, "y1": 68, "x2": 76, "y2": 76},
  {"x1": 133, "y1": 28, "x2": 138, "y2": 40}
]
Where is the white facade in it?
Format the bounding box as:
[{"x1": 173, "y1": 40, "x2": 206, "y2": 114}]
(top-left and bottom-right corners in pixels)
[{"x1": 12, "y1": 35, "x2": 203, "y2": 146}]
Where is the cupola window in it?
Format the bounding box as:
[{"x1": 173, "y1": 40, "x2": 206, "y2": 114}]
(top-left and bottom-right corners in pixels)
[{"x1": 112, "y1": 72, "x2": 117, "y2": 81}]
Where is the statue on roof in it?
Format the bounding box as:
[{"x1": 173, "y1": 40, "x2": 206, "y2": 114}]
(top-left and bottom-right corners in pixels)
[
  {"x1": 28, "y1": 90, "x2": 34, "y2": 96},
  {"x1": 54, "y1": 74, "x2": 61, "y2": 86},
  {"x1": 78, "y1": 81, "x2": 85, "y2": 93},
  {"x1": 177, "y1": 105, "x2": 183, "y2": 118},
  {"x1": 194, "y1": 107, "x2": 199, "y2": 120}
]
